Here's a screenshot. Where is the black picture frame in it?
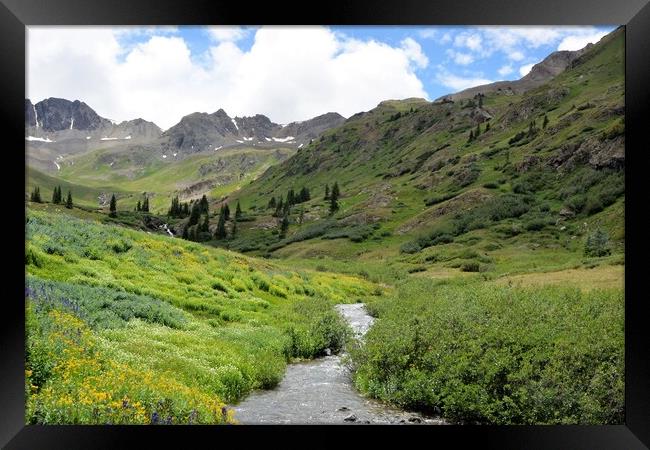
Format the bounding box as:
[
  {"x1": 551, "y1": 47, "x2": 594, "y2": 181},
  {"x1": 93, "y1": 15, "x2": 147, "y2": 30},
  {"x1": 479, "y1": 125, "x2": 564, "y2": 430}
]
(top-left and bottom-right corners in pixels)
[{"x1": 2, "y1": 0, "x2": 649, "y2": 448}]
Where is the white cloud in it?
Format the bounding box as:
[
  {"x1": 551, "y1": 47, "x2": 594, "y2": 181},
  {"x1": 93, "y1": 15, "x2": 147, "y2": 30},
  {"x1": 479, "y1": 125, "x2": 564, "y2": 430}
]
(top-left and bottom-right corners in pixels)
[
  {"x1": 454, "y1": 32, "x2": 482, "y2": 52},
  {"x1": 519, "y1": 63, "x2": 535, "y2": 77},
  {"x1": 113, "y1": 26, "x2": 179, "y2": 38},
  {"x1": 441, "y1": 26, "x2": 614, "y2": 65},
  {"x1": 400, "y1": 37, "x2": 429, "y2": 69},
  {"x1": 27, "y1": 26, "x2": 428, "y2": 130},
  {"x1": 418, "y1": 29, "x2": 437, "y2": 39},
  {"x1": 483, "y1": 27, "x2": 563, "y2": 49},
  {"x1": 498, "y1": 65, "x2": 513, "y2": 76},
  {"x1": 447, "y1": 50, "x2": 474, "y2": 65},
  {"x1": 557, "y1": 31, "x2": 609, "y2": 51},
  {"x1": 507, "y1": 50, "x2": 525, "y2": 61},
  {"x1": 205, "y1": 26, "x2": 250, "y2": 42},
  {"x1": 435, "y1": 68, "x2": 493, "y2": 91}
]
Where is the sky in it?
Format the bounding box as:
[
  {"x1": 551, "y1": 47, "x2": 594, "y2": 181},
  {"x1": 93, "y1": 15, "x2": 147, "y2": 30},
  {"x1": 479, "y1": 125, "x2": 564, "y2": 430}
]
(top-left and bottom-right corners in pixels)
[{"x1": 27, "y1": 25, "x2": 616, "y2": 130}]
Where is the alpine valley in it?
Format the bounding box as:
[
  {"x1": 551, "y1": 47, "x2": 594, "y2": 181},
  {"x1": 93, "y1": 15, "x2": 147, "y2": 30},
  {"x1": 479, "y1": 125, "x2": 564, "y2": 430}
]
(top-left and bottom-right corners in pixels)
[{"x1": 25, "y1": 27, "x2": 624, "y2": 425}]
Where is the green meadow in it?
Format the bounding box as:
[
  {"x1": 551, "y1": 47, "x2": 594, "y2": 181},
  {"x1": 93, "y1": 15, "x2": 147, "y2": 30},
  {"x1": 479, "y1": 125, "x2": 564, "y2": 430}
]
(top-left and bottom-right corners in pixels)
[
  {"x1": 25, "y1": 209, "x2": 374, "y2": 424},
  {"x1": 25, "y1": 27, "x2": 625, "y2": 425}
]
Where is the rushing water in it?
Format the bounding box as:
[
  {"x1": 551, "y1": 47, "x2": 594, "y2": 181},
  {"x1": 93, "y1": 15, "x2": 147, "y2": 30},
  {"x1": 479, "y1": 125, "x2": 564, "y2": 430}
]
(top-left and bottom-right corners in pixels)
[{"x1": 232, "y1": 303, "x2": 445, "y2": 424}]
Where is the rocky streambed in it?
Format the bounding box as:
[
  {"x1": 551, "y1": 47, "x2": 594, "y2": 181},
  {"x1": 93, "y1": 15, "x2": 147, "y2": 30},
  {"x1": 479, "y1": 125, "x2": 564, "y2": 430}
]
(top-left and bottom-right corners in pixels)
[{"x1": 232, "y1": 303, "x2": 445, "y2": 425}]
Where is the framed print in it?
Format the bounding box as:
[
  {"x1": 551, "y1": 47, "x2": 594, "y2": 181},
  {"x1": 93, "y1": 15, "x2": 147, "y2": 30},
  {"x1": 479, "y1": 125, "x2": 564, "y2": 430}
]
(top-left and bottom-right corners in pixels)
[{"x1": 2, "y1": 0, "x2": 649, "y2": 448}]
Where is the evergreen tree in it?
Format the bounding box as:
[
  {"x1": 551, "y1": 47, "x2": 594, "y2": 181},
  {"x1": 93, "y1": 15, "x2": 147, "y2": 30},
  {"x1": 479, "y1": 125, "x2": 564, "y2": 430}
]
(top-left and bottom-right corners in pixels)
[
  {"x1": 182, "y1": 224, "x2": 189, "y2": 239},
  {"x1": 475, "y1": 123, "x2": 481, "y2": 137},
  {"x1": 231, "y1": 218, "x2": 237, "y2": 238},
  {"x1": 485, "y1": 121, "x2": 490, "y2": 132},
  {"x1": 331, "y1": 182, "x2": 340, "y2": 201},
  {"x1": 329, "y1": 182, "x2": 340, "y2": 214},
  {"x1": 168, "y1": 196, "x2": 178, "y2": 217},
  {"x1": 235, "y1": 201, "x2": 242, "y2": 219},
  {"x1": 268, "y1": 197, "x2": 277, "y2": 209},
  {"x1": 201, "y1": 213, "x2": 210, "y2": 233},
  {"x1": 52, "y1": 186, "x2": 61, "y2": 204},
  {"x1": 215, "y1": 209, "x2": 227, "y2": 239},
  {"x1": 142, "y1": 196, "x2": 149, "y2": 213},
  {"x1": 299, "y1": 186, "x2": 310, "y2": 202},
  {"x1": 65, "y1": 190, "x2": 73, "y2": 209},
  {"x1": 324, "y1": 184, "x2": 330, "y2": 200},
  {"x1": 109, "y1": 194, "x2": 117, "y2": 217},
  {"x1": 467, "y1": 130, "x2": 474, "y2": 143},
  {"x1": 287, "y1": 188, "x2": 296, "y2": 206},
  {"x1": 279, "y1": 210, "x2": 289, "y2": 238},
  {"x1": 543, "y1": 114, "x2": 549, "y2": 130},
  {"x1": 478, "y1": 94, "x2": 484, "y2": 108},
  {"x1": 188, "y1": 202, "x2": 201, "y2": 226},
  {"x1": 30, "y1": 186, "x2": 42, "y2": 203},
  {"x1": 274, "y1": 197, "x2": 284, "y2": 218},
  {"x1": 329, "y1": 194, "x2": 339, "y2": 214},
  {"x1": 182, "y1": 203, "x2": 190, "y2": 217},
  {"x1": 223, "y1": 203, "x2": 230, "y2": 221},
  {"x1": 528, "y1": 120, "x2": 536, "y2": 137},
  {"x1": 199, "y1": 195, "x2": 209, "y2": 214},
  {"x1": 136, "y1": 200, "x2": 141, "y2": 212}
]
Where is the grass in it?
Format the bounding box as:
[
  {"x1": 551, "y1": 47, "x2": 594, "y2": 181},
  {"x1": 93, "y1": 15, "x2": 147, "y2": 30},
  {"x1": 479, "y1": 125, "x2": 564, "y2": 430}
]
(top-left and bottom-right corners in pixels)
[
  {"x1": 54, "y1": 146, "x2": 296, "y2": 213},
  {"x1": 493, "y1": 264, "x2": 624, "y2": 291},
  {"x1": 25, "y1": 208, "x2": 376, "y2": 423},
  {"x1": 23, "y1": 28, "x2": 625, "y2": 425}
]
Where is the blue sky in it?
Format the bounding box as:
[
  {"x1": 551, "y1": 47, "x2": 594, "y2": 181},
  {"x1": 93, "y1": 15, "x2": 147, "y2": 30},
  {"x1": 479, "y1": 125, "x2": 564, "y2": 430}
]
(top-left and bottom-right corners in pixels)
[{"x1": 28, "y1": 25, "x2": 617, "y2": 129}]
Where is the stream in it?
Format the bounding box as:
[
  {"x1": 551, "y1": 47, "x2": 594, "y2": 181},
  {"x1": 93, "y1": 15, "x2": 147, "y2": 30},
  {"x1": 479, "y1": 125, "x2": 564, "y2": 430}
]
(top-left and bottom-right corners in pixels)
[{"x1": 232, "y1": 303, "x2": 445, "y2": 424}]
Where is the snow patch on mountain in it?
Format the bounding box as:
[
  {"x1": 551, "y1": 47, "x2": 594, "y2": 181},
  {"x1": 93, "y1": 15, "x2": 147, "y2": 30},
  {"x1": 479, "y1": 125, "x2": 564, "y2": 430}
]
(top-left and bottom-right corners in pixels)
[
  {"x1": 272, "y1": 136, "x2": 295, "y2": 143},
  {"x1": 26, "y1": 136, "x2": 54, "y2": 143}
]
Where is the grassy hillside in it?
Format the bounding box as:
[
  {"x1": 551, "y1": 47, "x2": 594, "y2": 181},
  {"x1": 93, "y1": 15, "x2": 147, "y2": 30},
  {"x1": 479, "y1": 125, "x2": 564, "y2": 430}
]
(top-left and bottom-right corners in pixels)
[
  {"x1": 26, "y1": 166, "x2": 136, "y2": 209},
  {"x1": 25, "y1": 208, "x2": 375, "y2": 424},
  {"x1": 52, "y1": 146, "x2": 295, "y2": 212},
  {"x1": 220, "y1": 28, "x2": 623, "y2": 273}
]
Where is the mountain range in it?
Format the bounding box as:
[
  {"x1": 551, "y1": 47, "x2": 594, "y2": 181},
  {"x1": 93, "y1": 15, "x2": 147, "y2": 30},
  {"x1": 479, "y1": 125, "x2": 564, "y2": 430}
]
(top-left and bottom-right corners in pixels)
[{"x1": 25, "y1": 97, "x2": 345, "y2": 174}]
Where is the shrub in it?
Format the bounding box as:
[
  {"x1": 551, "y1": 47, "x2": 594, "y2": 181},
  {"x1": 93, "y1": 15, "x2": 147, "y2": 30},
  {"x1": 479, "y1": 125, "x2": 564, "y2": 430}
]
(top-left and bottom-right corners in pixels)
[
  {"x1": 565, "y1": 195, "x2": 586, "y2": 213},
  {"x1": 108, "y1": 239, "x2": 132, "y2": 254},
  {"x1": 584, "y1": 229, "x2": 611, "y2": 257},
  {"x1": 460, "y1": 261, "x2": 480, "y2": 272},
  {"x1": 25, "y1": 247, "x2": 42, "y2": 267},
  {"x1": 525, "y1": 219, "x2": 547, "y2": 231},
  {"x1": 269, "y1": 285, "x2": 288, "y2": 298},
  {"x1": 211, "y1": 280, "x2": 229, "y2": 293},
  {"x1": 352, "y1": 281, "x2": 624, "y2": 424},
  {"x1": 42, "y1": 242, "x2": 66, "y2": 256},
  {"x1": 424, "y1": 192, "x2": 457, "y2": 206}
]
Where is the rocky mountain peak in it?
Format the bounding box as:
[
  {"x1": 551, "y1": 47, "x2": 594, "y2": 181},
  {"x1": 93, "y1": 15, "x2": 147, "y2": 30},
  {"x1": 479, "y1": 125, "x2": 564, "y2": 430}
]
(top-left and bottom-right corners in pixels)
[
  {"x1": 25, "y1": 97, "x2": 110, "y2": 132},
  {"x1": 435, "y1": 36, "x2": 603, "y2": 103}
]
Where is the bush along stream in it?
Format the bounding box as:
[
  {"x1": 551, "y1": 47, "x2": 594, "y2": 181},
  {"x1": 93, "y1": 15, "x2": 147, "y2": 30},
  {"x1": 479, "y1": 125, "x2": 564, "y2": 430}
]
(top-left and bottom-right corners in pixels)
[{"x1": 232, "y1": 303, "x2": 445, "y2": 424}]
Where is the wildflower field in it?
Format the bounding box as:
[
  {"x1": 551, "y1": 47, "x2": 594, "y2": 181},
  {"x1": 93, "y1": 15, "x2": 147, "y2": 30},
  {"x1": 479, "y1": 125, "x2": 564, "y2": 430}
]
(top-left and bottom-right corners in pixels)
[{"x1": 25, "y1": 209, "x2": 375, "y2": 424}]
